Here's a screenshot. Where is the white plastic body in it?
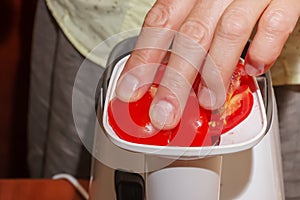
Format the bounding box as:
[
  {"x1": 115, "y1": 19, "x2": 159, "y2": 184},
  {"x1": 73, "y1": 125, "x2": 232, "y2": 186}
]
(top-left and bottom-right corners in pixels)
[
  {"x1": 90, "y1": 89, "x2": 284, "y2": 200},
  {"x1": 89, "y1": 55, "x2": 284, "y2": 199},
  {"x1": 220, "y1": 95, "x2": 284, "y2": 199},
  {"x1": 147, "y1": 167, "x2": 220, "y2": 200}
]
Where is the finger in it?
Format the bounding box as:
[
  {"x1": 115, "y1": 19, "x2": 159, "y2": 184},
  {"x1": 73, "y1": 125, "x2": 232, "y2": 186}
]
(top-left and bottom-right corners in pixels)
[
  {"x1": 116, "y1": 0, "x2": 196, "y2": 102},
  {"x1": 245, "y1": 0, "x2": 300, "y2": 76},
  {"x1": 199, "y1": 0, "x2": 271, "y2": 110},
  {"x1": 149, "y1": 0, "x2": 232, "y2": 129}
]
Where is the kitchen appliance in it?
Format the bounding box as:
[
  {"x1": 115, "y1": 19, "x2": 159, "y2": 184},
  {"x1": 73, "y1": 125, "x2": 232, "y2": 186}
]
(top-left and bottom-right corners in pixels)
[{"x1": 88, "y1": 37, "x2": 284, "y2": 200}]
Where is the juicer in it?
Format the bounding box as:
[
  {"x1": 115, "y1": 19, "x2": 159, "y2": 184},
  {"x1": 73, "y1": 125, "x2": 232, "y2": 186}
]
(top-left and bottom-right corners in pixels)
[{"x1": 88, "y1": 37, "x2": 284, "y2": 200}]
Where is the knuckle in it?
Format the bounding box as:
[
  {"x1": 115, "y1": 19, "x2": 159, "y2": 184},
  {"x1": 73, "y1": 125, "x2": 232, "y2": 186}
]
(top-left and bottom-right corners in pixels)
[
  {"x1": 218, "y1": 9, "x2": 250, "y2": 40},
  {"x1": 130, "y1": 50, "x2": 150, "y2": 66},
  {"x1": 179, "y1": 19, "x2": 212, "y2": 47},
  {"x1": 128, "y1": 51, "x2": 157, "y2": 75},
  {"x1": 144, "y1": 3, "x2": 170, "y2": 27},
  {"x1": 260, "y1": 9, "x2": 292, "y2": 36},
  {"x1": 163, "y1": 69, "x2": 191, "y2": 92}
]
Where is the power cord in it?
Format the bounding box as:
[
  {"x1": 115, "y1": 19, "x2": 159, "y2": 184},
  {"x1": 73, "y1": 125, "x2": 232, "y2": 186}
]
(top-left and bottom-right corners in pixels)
[{"x1": 52, "y1": 173, "x2": 89, "y2": 200}]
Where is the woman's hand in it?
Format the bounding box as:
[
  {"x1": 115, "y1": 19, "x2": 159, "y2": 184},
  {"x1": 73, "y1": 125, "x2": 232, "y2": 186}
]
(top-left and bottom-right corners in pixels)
[{"x1": 115, "y1": 0, "x2": 300, "y2": 130}]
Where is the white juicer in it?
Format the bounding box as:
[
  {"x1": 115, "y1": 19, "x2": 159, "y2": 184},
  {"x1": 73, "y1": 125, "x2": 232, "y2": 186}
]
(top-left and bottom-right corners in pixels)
[{"x1": 88, "y1": 37, "x2": 284, "y2": 200}]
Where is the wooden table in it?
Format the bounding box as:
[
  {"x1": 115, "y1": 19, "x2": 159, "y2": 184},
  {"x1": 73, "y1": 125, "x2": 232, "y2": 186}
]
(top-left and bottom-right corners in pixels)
[{"x1": 0, "y1": 179, "x2": 89, "y2": 200}]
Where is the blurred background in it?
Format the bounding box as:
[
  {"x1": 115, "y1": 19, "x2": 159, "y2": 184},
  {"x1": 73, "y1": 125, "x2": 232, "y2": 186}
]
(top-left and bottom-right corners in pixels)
[{"x1": 0, "y1": 0, "x2": 38, "y2": 177}]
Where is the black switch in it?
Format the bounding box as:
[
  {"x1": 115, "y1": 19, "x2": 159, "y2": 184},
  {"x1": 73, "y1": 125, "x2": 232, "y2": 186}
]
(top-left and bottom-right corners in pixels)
[{"x1": 115, "y1": 170, "x2": 145, "y2": 200}]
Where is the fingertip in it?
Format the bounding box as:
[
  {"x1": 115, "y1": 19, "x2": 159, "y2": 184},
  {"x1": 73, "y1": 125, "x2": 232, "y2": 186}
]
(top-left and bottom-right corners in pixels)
[
  {"x1": 244, "y1": 55, "x2": 265, "y2": 76},
  {"x1": 115, "y1": 51, "x2": 160, "y2": 102},
  {"x1": 149, "y1": 99, "x2": 180, "y2": 130},
  {"x1": 198, "y1": 86, "x2": 216, "y2": 109},
  {"x1": 198, "y1": 86, "x2": 226, "y2": 110},
  {"x1": 244, "y1": 53, "x2": 274, "y2": 76},
  {"x1": 116, "y1": 72, "x2": 151, "y2": 102},
  {"x1": 115, "y1": 73, "x2": 139, "y2": 101}
]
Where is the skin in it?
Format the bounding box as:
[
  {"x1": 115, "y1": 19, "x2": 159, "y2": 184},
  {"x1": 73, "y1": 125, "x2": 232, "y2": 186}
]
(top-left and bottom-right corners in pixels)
[{"x1": 115, "y1": 0, "x2": 300, "y2": 130}]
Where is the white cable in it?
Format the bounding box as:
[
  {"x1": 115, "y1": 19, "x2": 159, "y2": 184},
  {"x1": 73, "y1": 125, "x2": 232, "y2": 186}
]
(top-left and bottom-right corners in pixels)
[{"x1": 52, "y1": 173, "x2": 89, "y2": 200}]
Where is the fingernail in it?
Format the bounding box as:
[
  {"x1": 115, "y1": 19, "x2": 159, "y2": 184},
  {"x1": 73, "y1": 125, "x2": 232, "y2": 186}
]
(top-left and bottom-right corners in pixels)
[
  {"x1": 116, "y1": 74, "x2": 139, "y2": 101},
  {"x1": 245, "y1": 63, "x2": 263, "y2": 76},
  {"x1": 150, "y1": 100, "x2": 175, "y2": 129},
  {"x1": 198, "y1": 87, "x2": 217, "y2": 109},
  {"x1": 245, "y1": 56, "x2": 265, "y2": 76}
]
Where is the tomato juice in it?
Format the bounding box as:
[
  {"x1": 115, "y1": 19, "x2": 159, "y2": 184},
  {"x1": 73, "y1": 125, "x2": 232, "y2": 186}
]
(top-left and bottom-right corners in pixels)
[{"x1": 108, "y1": 61, "x2": 255, "y2": 147}]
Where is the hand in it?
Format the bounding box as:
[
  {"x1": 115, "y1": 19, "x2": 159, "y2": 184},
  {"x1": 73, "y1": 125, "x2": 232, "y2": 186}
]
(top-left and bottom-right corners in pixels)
[{"x1": 116, "y1": 0, "x2": 300, "y2": 130}]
